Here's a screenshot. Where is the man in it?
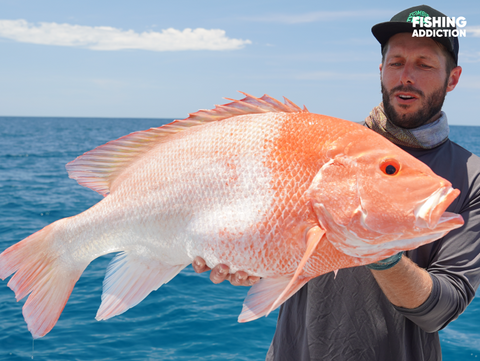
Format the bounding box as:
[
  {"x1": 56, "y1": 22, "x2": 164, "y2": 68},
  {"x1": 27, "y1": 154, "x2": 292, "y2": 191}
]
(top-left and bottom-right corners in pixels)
[{"x1": 194, "y1": 5, "x2": 480, "y2": 360}]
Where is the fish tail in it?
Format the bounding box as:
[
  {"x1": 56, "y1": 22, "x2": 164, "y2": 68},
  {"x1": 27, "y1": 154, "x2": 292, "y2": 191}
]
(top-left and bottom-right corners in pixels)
[{"x1": 0, "y1": 220, "x2": 85, "y2": 339}]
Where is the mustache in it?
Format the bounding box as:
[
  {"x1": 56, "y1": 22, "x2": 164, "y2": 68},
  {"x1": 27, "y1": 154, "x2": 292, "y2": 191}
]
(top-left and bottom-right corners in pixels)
[{"x1": 388, "y1": 85, "x2": 424, "y2": 98}]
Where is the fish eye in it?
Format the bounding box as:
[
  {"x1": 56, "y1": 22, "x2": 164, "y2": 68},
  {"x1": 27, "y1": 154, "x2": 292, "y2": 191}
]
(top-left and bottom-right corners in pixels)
[
  {"x1": 385, "y1": 165, "x2": 396, "y2": 174},
  {"x1": 380, "y1": 159, "x2": 400, "y2": 176}
]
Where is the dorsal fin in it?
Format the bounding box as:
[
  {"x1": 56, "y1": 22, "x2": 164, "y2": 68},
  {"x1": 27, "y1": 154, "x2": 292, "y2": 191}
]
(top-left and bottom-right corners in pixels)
[
  {"x1": 186, "y1": 92, "x2": 305, "y2": 122},
  {"x1": 66, "y1": 92, "x2": 307, "y2": 196}
]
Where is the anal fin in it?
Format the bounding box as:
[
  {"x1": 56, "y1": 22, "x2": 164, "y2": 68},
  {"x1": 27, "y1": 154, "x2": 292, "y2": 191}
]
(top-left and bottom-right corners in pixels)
[{"x1": 96, "y1": 251, "x2": 186, "y2": 321}]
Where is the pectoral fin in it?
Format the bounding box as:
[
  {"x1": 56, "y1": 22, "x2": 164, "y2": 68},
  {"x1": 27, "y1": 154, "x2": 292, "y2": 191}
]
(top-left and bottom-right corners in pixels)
[
  {"x1": 238, "y1": 276, "x2": 311, "y2": 322},
  {"x1": 268, "y1": 226, "x2": 325, "y2": 312}
]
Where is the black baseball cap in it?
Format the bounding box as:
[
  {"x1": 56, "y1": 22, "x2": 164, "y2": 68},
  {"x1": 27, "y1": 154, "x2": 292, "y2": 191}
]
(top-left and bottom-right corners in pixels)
[{"x1": 372, "y1": 5, "x2": 459, "y2": 64}]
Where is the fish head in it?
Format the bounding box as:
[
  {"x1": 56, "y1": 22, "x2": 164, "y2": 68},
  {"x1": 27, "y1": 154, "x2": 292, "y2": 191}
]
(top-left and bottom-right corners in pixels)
[{"x1": 307, "y1": 129, "x2": 464, "y2": 259}]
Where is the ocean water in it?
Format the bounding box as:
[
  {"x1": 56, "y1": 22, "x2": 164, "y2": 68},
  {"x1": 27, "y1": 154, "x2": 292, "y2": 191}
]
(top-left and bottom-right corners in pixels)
[{"x1": 0, "y1": 117, "x2": 478, "y2": 361}]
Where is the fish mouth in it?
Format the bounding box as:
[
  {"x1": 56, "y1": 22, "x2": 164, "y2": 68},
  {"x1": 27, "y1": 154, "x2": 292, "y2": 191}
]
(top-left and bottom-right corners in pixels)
[
  {"x1": 314, "y1": 186, "x2": 464, "y2": 259},
  {"x1": 414, "y1": 187, "x2": 462, "y2": 229}
]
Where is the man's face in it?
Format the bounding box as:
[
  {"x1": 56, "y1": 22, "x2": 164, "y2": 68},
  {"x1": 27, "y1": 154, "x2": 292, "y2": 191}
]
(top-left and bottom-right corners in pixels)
[{"x1": 380, "y1": 33, "x2": 458, "y2": 129}]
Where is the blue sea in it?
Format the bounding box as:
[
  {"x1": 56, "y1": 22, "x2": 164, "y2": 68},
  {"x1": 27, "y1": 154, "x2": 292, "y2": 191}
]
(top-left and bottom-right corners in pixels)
[{"x1": 0, "y1": 117, "x2": 479, "y2": 361}]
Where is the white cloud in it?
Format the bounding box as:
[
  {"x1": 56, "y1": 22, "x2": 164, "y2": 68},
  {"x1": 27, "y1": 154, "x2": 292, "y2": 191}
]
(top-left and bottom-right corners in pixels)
[
  {"x1": 466, "y1": 25, "x2": 480, "y2": 37},
  {"x1": 244, "y1": 10, "x2": 392, "y2": 24},
  {"x1": 0, "y1": 19, "x2": 251, "y2": 51}
]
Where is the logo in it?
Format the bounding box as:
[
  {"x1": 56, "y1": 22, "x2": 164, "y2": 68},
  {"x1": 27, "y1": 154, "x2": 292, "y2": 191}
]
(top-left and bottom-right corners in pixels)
[
  {"x1": 406, "y1": 12, "x2": 467, "y2": 38},
  {"x1": 407, "y1": 10, "x2": 430, "y2": 23}
]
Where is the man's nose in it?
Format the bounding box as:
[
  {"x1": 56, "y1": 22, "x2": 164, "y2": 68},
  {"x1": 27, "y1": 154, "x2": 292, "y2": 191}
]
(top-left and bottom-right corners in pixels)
[{"x1": 399, "y1": 63, "x2": 415, "y2": 85}]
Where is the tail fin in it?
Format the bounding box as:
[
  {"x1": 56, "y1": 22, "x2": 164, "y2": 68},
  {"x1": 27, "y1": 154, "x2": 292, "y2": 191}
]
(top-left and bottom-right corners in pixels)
[{"x1": 0, "y1": 221, "x2": 84, "y2": 339}]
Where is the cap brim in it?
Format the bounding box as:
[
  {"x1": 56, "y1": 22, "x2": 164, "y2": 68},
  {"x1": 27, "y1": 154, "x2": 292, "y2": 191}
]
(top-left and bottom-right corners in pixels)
[
  {"x1": 371, "y1": 21, "x2": 455, "y2": 55},
  {"x1": 371, "y1": 21, "x2": 416, "y2": 47}
]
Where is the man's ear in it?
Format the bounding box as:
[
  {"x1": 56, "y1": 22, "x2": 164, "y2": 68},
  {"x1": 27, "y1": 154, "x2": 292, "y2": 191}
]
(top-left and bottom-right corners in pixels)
[{"x1": 446, "y1": 66, "x2": 462, "y2": 93}]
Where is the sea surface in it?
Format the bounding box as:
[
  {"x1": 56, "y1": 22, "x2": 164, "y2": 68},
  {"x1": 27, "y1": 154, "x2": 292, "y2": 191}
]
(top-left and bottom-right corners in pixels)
[{"x1": 0, "y1": 117, "x2": 479, "y2": 361}]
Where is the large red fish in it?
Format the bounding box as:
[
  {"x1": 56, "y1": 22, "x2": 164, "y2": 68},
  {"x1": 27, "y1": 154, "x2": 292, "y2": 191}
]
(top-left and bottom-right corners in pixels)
[{"x1": 0, "y1": 93, "x2": 463, "y2": 339}]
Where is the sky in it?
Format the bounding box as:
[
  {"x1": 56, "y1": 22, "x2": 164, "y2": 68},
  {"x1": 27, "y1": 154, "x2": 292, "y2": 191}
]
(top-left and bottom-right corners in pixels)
[{"x1": 0, "y1": 0, "x2": 479, "y2": 126}]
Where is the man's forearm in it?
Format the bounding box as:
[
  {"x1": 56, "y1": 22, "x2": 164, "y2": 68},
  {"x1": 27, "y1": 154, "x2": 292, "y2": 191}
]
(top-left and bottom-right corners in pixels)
[{"x1": 370, "y1": 255, "x2": 433, "y2": 309}]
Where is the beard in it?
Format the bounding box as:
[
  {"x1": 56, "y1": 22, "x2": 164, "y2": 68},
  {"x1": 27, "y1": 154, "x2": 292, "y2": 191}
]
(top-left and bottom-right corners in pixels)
[{"x1": 381, "y1": 79, "x2": 448, "y2": 129}]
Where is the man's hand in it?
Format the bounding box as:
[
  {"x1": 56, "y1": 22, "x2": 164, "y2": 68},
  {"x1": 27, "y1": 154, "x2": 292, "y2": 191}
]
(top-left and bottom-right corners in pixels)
[{"x1": 192, "y1": 256, "x2": 260, "y2": 286}]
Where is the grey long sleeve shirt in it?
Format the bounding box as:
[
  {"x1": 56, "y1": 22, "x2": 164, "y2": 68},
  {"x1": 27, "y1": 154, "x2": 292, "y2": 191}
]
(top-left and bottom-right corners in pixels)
[{"x1": 266, "y1": 139, "x2": 480, "y2": 361}]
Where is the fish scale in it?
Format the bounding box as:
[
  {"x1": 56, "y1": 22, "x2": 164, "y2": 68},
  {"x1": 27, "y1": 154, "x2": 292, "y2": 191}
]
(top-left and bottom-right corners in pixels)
[{"x1": 0, "y1": 93, "x2": 463, "y2": 339}]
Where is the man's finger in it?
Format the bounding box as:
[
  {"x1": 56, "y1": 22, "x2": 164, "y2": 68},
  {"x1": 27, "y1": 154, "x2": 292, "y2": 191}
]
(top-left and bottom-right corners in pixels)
[
  {"x1": 193, "y1": 258, "x2": 260, "y2": 286},
  {"x1": 248, "y1": 276, "x2": 261, "y2": 286},
  {"x1": 210, "y1": 264, "x2": 230, "y2": 284},
  {"x1": 231, "y1": 271, "x2": 249, "y2": 286},
  {"x1": 193, "y1": 256, "x2": 211, "y2": 273}
]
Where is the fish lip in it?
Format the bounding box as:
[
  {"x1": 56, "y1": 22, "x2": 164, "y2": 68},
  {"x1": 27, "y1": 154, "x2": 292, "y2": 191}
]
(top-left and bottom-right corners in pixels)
[{"x1": 414, "y1": 186, "x2": 460, "y2": 229}]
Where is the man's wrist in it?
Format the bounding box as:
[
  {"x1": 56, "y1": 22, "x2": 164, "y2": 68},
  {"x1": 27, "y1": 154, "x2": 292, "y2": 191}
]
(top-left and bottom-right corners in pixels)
[{"x1": 366, "y1": 252, "x2": 404, "y2": 271}]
